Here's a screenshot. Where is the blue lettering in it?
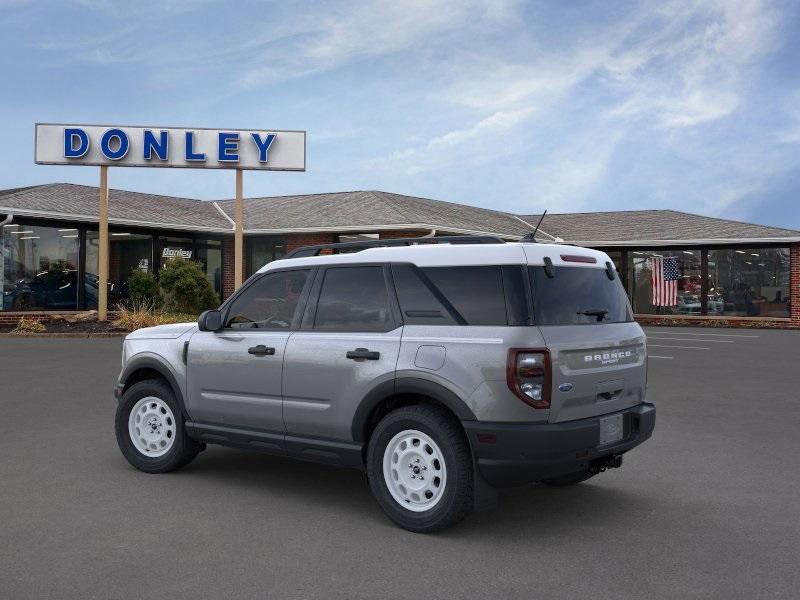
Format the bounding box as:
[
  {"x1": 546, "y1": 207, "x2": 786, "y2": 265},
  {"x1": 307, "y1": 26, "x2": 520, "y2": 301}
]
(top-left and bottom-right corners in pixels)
[
  {"x1": 218, "y1": 132, "x2": 239, "y2": 162},
  {"x1": 185, "y1": 131, "x2": 205, "y2": 161},
  {"x1": 251, "y1": 133, "x2": 276, "y2": 162},
  {"x1": 143, "y1": 130, "x2": 168, "y2": 160},
  {"x1": 64, "y1": 128, "x2": 89, "y2": 158},
  {"x1": 100, "y1": 128, "x2": 129, "y2": 160}
]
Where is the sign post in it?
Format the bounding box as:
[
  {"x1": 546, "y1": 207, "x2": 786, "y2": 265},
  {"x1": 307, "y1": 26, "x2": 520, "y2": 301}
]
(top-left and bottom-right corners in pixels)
[
  {"x1": 98, "y1": 166, "x2": 109, "y2": 321},
  {"x1": 34, "y1": 123, "x2": 306, "y2": 319},
  {"x1": 235, "y1": 169, "x2": 244, "y2": 289}
]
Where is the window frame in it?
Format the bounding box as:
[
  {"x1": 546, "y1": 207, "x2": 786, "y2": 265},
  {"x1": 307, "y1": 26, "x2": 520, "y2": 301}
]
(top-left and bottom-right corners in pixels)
[
  {"x1": 219, "y1": 266, "x2": 315, "y2": 331},
  {"x1": 300, "y1": 263, "x2": 402, "y2": 333}
]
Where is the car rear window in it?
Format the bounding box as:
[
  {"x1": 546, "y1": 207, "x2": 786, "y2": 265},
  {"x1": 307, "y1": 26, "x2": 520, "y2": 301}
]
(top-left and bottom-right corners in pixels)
[{"x1": 529, "y1": 266, "x2": 632, "y2": 325}]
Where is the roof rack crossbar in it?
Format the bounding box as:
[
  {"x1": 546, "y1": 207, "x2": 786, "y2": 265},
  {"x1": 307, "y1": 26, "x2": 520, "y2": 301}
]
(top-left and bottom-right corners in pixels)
[{"x1": 285, "y1": 235, "x2": 506, "y2": 258}]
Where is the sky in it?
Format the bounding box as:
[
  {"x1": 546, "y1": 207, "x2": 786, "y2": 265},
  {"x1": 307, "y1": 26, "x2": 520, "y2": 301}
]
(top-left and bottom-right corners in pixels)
[{"x1": 1, "y1": 0, "x2": 799, "y2": 229}]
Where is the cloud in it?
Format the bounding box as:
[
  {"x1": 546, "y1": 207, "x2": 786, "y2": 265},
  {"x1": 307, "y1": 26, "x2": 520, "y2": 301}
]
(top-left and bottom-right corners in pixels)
[
  {"x1": 238, "y1": 0, "x2": 521, "y2": 88},
  {"x1": 376, "y1": 106, "x2": 535, "y2": 175}
]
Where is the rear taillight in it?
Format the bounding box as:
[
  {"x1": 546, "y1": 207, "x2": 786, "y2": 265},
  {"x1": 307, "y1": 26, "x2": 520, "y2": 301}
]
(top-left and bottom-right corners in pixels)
[{"x1": 507, "y1": 349, "x2": 551, "y2": 409}]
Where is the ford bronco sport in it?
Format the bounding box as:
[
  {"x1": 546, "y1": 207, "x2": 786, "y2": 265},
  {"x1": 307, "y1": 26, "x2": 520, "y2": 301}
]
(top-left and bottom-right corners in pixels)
[{"x1": 114, "y1": 236, "x2": 655, "y2": 533}]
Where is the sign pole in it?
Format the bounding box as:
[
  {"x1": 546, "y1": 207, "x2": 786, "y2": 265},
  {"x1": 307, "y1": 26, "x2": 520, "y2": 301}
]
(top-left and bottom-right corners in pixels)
[
  {"x1": 98, "y1": 166, "x2": 109, "y2": 321},
  {"x1": 234, "y1": 168, "x2": 244, "y2": 290}
]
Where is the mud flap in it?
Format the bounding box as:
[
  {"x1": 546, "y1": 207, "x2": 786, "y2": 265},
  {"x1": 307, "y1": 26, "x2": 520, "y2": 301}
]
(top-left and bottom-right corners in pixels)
[{"x1": 473, "y1": 464, "x2": 499, "y2": 512}]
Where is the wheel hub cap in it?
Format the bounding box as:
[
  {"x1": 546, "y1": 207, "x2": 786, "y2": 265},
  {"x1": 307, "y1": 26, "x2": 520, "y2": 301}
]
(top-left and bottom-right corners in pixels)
[
  {"x1": 128, "y1": 396, "x2": 176, "y2": 458},
  {"x1": 383, "y1": 430, "x2": 447, "y2": 512}
]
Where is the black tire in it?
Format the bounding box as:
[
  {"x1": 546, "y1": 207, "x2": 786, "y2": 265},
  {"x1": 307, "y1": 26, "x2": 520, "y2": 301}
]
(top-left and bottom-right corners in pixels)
[
  {"x1": 115, "y1": 378, "x2": 202, "y2": 474},
  {"x1": 366, "y1": 405, "x2": 474, "y2": 533},
  {"x1": 540, "y1": 470, "x2": 596, "y2": 487}
]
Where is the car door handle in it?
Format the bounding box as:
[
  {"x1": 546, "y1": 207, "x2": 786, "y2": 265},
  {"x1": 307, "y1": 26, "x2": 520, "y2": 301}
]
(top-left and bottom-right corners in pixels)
[
  {"x1": 248, "y1": 345, "x2": 275, "y2": 356},
  {"x1": 346, "y1": 348, "x2": 380, "y2": 360}
]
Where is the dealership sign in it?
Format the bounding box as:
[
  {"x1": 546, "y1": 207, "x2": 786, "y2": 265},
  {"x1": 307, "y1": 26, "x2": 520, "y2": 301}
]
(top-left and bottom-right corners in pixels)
[{"x1": 34, "y1": 123, "x2": 306, "y2": 171}]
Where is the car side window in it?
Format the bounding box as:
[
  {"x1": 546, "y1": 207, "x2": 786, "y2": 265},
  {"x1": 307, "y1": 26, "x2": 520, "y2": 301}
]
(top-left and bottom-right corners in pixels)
[
  {"x1": 391, "y1": 264, "x2": 458, "y2": 325},
  {"x1": 225, "y1": 270, "x2": 310, "y2": 329},
  {"x1": 421, "y1": 266, "x2": 508, "y2": 326},
  {"x1": 313, "y1": 266, "x2": 394, "y2": 332}
]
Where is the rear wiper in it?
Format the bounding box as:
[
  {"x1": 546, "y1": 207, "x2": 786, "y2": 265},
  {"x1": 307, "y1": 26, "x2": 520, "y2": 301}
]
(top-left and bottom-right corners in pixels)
[{"x1": 577, "y1": 309, "x2": 608, "y2": 322}]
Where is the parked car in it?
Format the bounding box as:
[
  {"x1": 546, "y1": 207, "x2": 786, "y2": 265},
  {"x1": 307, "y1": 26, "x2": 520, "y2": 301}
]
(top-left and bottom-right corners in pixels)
[
  {"x1": 2, "y1": 268, "x2": 78, "y2": 310},
  {"x1": 114, "y1": 237, "x2": 655, "y2": 532}
]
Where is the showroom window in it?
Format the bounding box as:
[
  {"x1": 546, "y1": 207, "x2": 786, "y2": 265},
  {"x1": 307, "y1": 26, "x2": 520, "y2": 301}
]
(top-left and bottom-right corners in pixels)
[
  {"x1": 1, "y1": 223, "x2": 80, "y2": 311},
  {"x1": 85, "y1": 230, "x2": 154, "y2": 309},
  {"x1": 158, "y1": 236, "x2": 222, "y2": 301},
  {"x1": 629, "y1": 249, "x2": 702, "y2": 315},
  {"x1": 706, "y1": 248, "x2": 790, "y2": 318},
  {"x1": 247, "y1": 237, "x2": 286, "y2": 276},
  {"x1": 196, "y1": 240, "x2": 223, "y2": 299}
]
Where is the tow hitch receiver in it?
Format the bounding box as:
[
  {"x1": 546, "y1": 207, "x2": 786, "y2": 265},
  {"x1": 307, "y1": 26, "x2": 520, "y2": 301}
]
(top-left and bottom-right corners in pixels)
[{"x1": 590, "y1": 454, "x2": 623, "y2": 473}]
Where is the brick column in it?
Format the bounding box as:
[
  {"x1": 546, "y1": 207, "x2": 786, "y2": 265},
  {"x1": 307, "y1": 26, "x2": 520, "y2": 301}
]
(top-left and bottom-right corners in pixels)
[
  {"x1": 791, "y1": 244, "x2": 800, "y2": 325},
  {"x1": 222, "y1": 237, "x2": 235, "y2": 300}
]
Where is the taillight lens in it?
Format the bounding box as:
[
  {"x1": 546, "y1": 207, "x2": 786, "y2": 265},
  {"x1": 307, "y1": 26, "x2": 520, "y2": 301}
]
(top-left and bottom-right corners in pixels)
[{"x1": 507, "y1": 349, "x2": 551, "y2": 409}]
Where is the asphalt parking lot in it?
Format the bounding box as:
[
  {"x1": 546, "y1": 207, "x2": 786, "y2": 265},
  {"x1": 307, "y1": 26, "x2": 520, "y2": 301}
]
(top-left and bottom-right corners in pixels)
[{"x1": 1, "y1": 327, "x2": 799, "y2": 599}]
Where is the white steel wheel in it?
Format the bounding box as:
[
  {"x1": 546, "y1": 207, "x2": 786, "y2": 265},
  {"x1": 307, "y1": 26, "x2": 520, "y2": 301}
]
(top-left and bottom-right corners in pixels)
[
  {"x1": 128, "y1": 396, "x2": 177, "y2": 458},
  {"x1": 382, "y1": 429, "x2": 448, "y2": 512}
]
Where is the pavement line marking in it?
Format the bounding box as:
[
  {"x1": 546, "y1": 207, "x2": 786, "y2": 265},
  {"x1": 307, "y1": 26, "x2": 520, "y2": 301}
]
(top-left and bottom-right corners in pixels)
[
  {"x1": 648, "y1": 344, "x2": 710, "y2": 350},
  {"x1": 643, "y1": 331, "x2": 760, "y2": 338},
  {"x1": 648, "y1": 355, "x2": 674, "y2": 359},
  {"x1": 647, "y1": 337, "x2": 733, "y2": 343}
]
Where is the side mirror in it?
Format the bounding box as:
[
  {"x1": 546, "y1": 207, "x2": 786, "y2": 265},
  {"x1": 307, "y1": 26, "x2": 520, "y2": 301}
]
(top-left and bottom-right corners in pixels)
[{"x1": 198, "y1": 309, "x2": 223, "y2": 332}]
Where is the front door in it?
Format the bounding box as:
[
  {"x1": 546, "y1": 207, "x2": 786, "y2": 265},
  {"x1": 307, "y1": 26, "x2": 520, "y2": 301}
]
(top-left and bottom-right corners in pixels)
[
  {"x1": 186, "y1": 268, "x2": 312, "y2": 433},
  {"x1": 283, "y1": 265, "x2": 402, "y2": 442}
]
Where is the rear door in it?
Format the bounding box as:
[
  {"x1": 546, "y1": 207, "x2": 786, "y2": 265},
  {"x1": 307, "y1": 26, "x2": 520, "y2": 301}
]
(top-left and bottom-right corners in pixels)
[
  {"x1": 528, "y1": 263, "x2": 646, "y2": 423},
  {"x1": 282, "y1": 264, "x2": 402, "y2": 442}
]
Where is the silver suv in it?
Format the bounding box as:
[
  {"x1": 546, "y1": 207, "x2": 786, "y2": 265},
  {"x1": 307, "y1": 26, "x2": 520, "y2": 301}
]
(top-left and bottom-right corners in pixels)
[{"x1": 114, "y1": 237, "x2": 655, "y2": 532}]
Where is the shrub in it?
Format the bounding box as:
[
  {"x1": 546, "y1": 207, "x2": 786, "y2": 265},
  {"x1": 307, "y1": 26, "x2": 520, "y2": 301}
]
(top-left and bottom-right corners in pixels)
[
  {"x1": 11, "y1": 316, "x2": 46, "y2": 334},
  {"x1": 127, "y1": 269, "x2": 162, "y2": 308},
  {"x1": 158, "y1": 259, "x2": 219, "y2": 314}
]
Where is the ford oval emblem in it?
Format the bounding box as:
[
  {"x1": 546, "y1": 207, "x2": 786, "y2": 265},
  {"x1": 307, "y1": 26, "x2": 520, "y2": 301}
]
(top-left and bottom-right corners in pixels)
[{"x1": 558, "y1": 383, "x2": 574, "y2": 393}]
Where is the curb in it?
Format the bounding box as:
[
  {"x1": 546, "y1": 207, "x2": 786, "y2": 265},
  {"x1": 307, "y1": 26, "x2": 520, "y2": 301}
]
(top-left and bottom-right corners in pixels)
[{"x1": 0, "y1": 332, "x2": 128, "y2": 338}]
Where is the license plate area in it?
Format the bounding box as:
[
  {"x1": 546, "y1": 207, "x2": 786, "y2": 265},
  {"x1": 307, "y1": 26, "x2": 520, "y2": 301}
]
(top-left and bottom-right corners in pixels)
[{"x1": 599, "y1": 413, "x2": 624, "y2": 446}]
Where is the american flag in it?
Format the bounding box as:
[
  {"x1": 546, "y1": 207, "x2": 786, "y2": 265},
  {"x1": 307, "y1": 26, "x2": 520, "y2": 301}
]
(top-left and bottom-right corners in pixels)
[{"x1": 650, "y1": 256, "x2": 679, "y2": 306}]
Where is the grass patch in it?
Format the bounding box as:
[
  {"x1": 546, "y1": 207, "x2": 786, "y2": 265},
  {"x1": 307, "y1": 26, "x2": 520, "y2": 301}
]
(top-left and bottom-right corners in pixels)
[
  {"x1": 113, "y1": 302, "x2": 198, "y2": 331},
  {"x1": 11, "y1": 317, "x2": 46, "y2": 334}
]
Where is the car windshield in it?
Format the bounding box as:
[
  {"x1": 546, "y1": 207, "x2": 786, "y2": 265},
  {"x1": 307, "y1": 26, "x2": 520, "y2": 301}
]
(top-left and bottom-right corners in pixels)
[{"x1": 529, "y1": 265, "x2": 632, "y2": 325}]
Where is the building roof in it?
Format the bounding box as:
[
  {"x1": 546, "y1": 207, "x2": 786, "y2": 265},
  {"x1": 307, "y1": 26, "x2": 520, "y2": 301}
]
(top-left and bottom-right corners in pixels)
[
  {"x1": 519, "y1": 210, "x2": 800, "y2": 245},
  {"x1": 1, "y1": 183, "x2": 797, "y2": 244},
  {"x1": 0, "y1": 183, "x2": 231, "y2": 232},
  {"x1": 215, "y1": 190, "x2": 532, "y2": 237}
]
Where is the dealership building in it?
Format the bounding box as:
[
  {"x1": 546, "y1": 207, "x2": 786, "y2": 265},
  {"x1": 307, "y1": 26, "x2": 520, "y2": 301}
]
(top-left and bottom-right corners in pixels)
[{"x1": 1, "y1": 182, "x2": 798, "y2": 327}]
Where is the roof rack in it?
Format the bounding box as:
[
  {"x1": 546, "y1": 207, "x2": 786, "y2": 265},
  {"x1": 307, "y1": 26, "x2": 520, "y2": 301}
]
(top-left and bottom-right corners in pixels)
[{"x1": 284, "y1": 235, "x2": 506, "y2": 258}]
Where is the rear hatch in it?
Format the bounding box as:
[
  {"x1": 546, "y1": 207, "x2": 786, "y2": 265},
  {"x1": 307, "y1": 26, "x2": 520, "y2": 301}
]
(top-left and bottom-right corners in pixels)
[{"x1": 528, "y1": 263, "x2": 646, "y2": 423}]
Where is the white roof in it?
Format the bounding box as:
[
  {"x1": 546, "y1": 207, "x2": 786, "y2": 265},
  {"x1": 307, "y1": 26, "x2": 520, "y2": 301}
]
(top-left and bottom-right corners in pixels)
[{"x1": 259, "y1": 242, "x2": 613, "y2": 272}]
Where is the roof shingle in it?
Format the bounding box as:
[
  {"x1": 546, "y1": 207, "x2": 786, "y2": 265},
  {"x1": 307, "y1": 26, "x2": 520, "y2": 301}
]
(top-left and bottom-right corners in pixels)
[{"x1": 519, "y1": 210, "x2": 800, "y2": 243}]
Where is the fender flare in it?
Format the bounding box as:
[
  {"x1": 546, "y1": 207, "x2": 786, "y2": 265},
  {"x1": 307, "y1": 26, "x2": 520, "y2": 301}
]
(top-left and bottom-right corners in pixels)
[
  {"x1": 119, "y1": 355, "x2": 188, "y2": 418},
  {"x1": 351, "y1": 377, "x2": 477, "y2": 443}
]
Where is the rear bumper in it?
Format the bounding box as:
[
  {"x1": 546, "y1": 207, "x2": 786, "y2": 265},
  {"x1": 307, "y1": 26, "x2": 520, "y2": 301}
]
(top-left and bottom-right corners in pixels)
[{"x1": 463, "y1": 403, "x2": 656, "y2": 488}]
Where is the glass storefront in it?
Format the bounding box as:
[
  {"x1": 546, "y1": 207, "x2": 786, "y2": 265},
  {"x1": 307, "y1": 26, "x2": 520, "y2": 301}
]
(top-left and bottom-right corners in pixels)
[
  {"x1": 247, "y1": 237, "x2": 286, "y2": 276},
  {"x1": 707, "y1": 248, "x2": 790, "y2": 318},
  {"x1": 629, "y1": 247, "x2": 790, "y2": 318},
  {"x1": 1, "y1": 223, "x2": 80, "y2": 310},
  {"x1": 2, "y1": 219, "x2": 793, "y2": 322}
]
